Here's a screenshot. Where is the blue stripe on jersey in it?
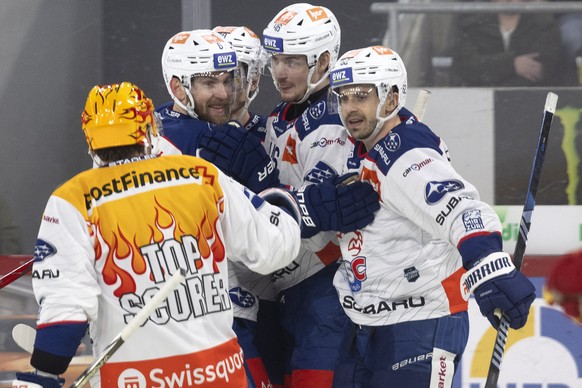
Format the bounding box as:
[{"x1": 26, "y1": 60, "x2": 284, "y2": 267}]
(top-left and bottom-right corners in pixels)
[
  {"x1": 457, "y1": 232, "x2": 503, "y2": 267},
  {"x1": 35, "y1": 322, "x2": 88, "y2": 357}
]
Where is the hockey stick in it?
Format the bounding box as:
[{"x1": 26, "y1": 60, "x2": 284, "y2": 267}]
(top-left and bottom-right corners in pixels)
[
  {"x1": 412, "y1": 89, "x2": 431, "y2": 122},
  {"x1": 0, "y1": 257, "x2": 33, "y2": 289},
  {"x1": 484, "y1": 92, "x2": 558, "y2": 388},
  {"x1": 70, "y1": 268, "x2": 186, "y2": 388},
  {"x1": 12, "y1": 323, "x2": 36, "y2": 354}
]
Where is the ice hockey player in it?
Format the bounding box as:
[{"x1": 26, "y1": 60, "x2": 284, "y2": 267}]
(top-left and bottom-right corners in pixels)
[
  {"x1": 328, "y1": 45, "x2": 536, "y2": 387},
  {"x1": 12, "y1": 82, "x2": 301, "y2": 388},
  {"x1": 157, "y1": 29, "x2": 278, "y2": 195},
  {"x1": 260, "y1": 3, "x2": 380, "y2": 386}
]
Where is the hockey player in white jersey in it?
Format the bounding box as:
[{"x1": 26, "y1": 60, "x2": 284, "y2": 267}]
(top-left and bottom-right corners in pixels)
[
  {"x1": 12, "y1": 82, "x2": 302, "y2": 388},
  {"x1": 212, "y1": 25, "x2": 276, "y2": 388},
  {"x1": 328, "y1": 46, "x2": 536, "y2": 387},
  {"x1": 260, "y1": 4, "x2": 380, "y2": 386},
  {"x1": 212, "y1": 26, "x2": 268, "y2": 141}
]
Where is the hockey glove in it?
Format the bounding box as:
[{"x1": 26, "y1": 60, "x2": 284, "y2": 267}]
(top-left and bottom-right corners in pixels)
[
  {"x1": 294, "y1": 172, "x2": 380, "y2": 239},
  {"x1": 462, "y1": 252, "x2": 535, "y2": 330},
  {"x1": 259, "y1": 187, "x2": 301, "y2": 226},
  {"x1": 198, "y1": 124, "x2": 279, "y2": 193},
  {"x1": 14, "y1": 371, "x2": 64, "y2": 388}
]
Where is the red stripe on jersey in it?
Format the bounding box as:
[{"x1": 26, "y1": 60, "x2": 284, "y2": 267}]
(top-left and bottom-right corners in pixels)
[
  {"x1": 441, "y1": 266, "x2": 469, "y2": 315},
  {"x1": 316, "y1": 241, "x2": 342, "y2": 266}
]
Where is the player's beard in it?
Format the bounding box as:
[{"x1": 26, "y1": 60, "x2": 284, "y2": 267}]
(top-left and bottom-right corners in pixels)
[{"x1": 198, "y1": 98, "x2": 231, "y2": 125}]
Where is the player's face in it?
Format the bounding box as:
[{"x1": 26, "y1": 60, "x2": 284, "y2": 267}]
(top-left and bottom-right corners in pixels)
[
  {"x1": 269, "y1": 54, "x2": 309, "y2": 102},
  {"x1": 191, "y1": 71, "x2": 236, "y2": 125},
  {"x1": 336, "y1": 84, "x2": 380, "y2": 140},
  {"x1": 230, "y1": 67, "x2": 249, "y2": 115}
]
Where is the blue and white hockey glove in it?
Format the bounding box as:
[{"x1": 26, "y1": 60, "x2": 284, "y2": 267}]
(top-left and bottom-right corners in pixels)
[
  {"x1": 199, "y1": 124, "x2": 279, "y2": 193},
  {"x1": 259, "y1": 187, "x2": 302, "y2": 225},
  {"x1": 462, "y1": 252, "x2": 535, "y2": 330},
  {"x1": 14, "y1": 371, "x2": 64, "y2": 388},
  {"x1": 293, "y1": 172, "x2": 380, "y2": 238}
]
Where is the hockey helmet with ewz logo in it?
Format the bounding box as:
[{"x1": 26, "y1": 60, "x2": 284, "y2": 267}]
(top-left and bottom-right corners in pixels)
[
  {"x1": 262, "y1": 3, "x2": 341, "y2": 103},
  {"x1": 329, "y1": 46, "x2": 408, "y2": 139},
  {"x1": 161, "y1": 29, "x2": 240, "y2": 118}
]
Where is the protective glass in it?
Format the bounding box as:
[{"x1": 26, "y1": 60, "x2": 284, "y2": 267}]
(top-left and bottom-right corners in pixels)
[
  {"x1": 265, "y1": 54, "x2": 309, "y2": 77},
  {"x1": 190, "y1": 69, "x2": 242, "y2": 105},
  {"x1": 328, "y1": 84, "x2": 376, "y2": 115}
]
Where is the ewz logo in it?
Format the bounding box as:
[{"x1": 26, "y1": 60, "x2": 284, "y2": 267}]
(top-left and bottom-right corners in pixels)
[
  {"x1": 454, "y1": 278, "x2": 582, "y2": 387},
  {"x1": 330, "y1": 68, "x2": 353, "y2": 87},
  {"x1": 213, "y1": 51, "x2": 236, "y2": 69}
]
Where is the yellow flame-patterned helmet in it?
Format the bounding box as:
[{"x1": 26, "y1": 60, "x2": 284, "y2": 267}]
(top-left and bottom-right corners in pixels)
[{"x1": 81, "y1": 82, "x2": 158, "y2": 150}]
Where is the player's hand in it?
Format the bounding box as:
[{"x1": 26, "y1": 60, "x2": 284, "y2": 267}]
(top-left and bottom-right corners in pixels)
[
  {"x1": 463, "y1": 252, "x2": 535, "y2": 330},
  {"x1": 198, "y1": 124, "x2": 279, "y2": 193},
  {"x1": 13, "y1": 371, "x2": 64, "y2": 388},
  {"x1": 293, "y1": 172, "x2": 380, "y2": 238},
  {"x1": 258, "y1": 187, "x2": 301, "y2": 225}
]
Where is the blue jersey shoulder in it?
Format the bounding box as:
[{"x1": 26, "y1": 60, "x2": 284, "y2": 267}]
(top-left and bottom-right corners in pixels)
[
  {"x1": 156, "y1": 102, "x2": 211, "y2": 156},
  {"x1": 368, "y1": 108, "x2": 443, "y2": 175},
  {"x1": 293, "y1": 96, "x2": 343, "y2": 140}
]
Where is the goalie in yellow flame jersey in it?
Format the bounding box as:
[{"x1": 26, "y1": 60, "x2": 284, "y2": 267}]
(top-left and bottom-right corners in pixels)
[{"x1": 13, "y1": 82, "x2": 301, "y2": 388}]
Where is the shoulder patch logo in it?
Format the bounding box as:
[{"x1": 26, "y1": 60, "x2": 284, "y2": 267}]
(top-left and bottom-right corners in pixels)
[
  {"x1": 229, "y1": 287, "x2": 256, "y2": 308},
  {"x1": 33, "y1": 239, "x2": 57, "y2": 262},
  {"x1": 309, "y1": 100, "x2": 326, "y2": 120},
  {"x1": 424, "y1": 180, "x2": 465, "y2": 205},
  {"x1": 384, "y1": 132, "x2": 401, "y2": 152}
]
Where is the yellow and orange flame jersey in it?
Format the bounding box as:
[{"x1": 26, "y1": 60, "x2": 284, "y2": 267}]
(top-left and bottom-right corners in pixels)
[{"x1": 31, "y1": 154, "x2": 300, "y2": 387}]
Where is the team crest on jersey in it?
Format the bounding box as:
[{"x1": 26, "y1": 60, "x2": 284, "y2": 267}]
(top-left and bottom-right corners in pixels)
[
  {"x1": 282, "y1": 135, "x2": 298, "y2": 164},
  {"x1": 304, "y1": 161, "x2": 336, "y2": 184},
  {"x1": 229, "y1": 287, "x2": 256, "y2": 308},
  {"x1": 462, "y1": 209, "x2": 484, "y2": 232},
  {"x1": 404, "y1": 266, "x2": 420, "y2": 282},
  {"x1": 424, "y1": 179, "x2": 464, "y2": 205},
  {"x1": 309, "y1": 100, "x2": 326, "y2": 120},
  {"x1": 345, "y1": 256, "x2": 367, "y2": 292},
  {"x1": 33, "y1": 239, "x2": 57, "y2": 262},
  {"x1": 384, "y1": 132, "x2": 401, "y2": 152}
]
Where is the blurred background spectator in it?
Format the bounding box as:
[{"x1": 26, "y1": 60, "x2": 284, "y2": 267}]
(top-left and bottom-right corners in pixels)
[
  {"x1": 452, "y1": 0, "x2": 576, "y2": 87},
  {"x1": 548, "y1": 0, "x2": 582, "y2": 85}
]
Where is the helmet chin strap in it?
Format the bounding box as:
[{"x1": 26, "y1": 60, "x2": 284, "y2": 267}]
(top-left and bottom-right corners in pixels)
[
  {"x1": 368, "y1": 103, "x2": 399, "y2": 141},
  {"x1": 173, "y1": 85, "x2": 198, "y2": 119},
  {"x1": 295, "y1": 67, "x2": 329, "y2": 104},
  {"x1": 271, "y1": 63, "x2": 329, "y2": 105}
]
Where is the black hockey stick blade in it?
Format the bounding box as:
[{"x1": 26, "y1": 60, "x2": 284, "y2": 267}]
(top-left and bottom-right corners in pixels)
[
  {"x1": 69, "y1": 268, "x2": 186, "y2": 388},
  {"x1": 484, "y1": 92, "x2": 558, "y2": 388}
]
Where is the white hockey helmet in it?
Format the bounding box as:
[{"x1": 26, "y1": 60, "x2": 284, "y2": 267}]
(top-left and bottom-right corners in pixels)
[
  {"x1": 262, "y1": 3, "x2": 341, "y2": 102},
  {"x1": 329, "y1": 46, "x2": 407, "y2": 137},
  {"x1": 161, "y1": 29, "x2": 239, "y2": 118},
  {"x1": 212, "y1": 26, "x2": 264, "y2": 105}
]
